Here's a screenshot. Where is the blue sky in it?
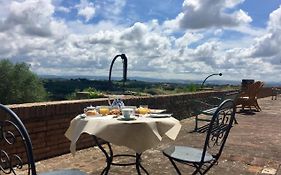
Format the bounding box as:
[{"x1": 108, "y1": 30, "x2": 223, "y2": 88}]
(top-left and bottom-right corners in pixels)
[{"x1": 0, "y1": 0, "x2": 281, "y2": 83}]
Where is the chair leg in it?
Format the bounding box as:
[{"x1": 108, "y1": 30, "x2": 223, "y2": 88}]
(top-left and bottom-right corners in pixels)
[
  {"x1": 194, "y1": 115, "x2": 198, "y2": 132},
  {"x1": 233, "y1": 108, "x2": 238, "y2": 124},
  {"x1": 255, "y1": 100, "x2": 262, "y2": 111},
  {"x1": 168, "y1": 157, "x2": 182, "y2": 175},
  {"x1": 234, "y1": 116, "x2": 238, "y2": 124},
  {"x1": 241, "y1": 105, "x2": 245, "y2": 111},
  {"x1": 192, "y1": 164, "x2": 202, "y2": 175},
  {"x1": 201, "y1": 162, "x2": 216, "y2": 175},
  {"x1": 254, "y1": 104, "x2": 260, "y2": 111}
]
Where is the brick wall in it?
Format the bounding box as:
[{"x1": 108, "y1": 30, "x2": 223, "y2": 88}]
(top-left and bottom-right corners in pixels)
[
  {"x1": 257, "y1": 87, "x2": 274, "y2": 98},
  {"x1": 3, "y1": 89, "x2": 272, "y2": 162}
]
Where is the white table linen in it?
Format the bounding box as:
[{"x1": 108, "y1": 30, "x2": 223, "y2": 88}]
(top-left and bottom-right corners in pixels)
[{"x1": 65, "y1": 115, "x2": 181, "y2": 154}]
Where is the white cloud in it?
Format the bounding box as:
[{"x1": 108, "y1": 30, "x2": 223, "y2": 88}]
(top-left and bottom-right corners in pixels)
[
  {"x1": 0, "y1": 0, "x2": 67, "y2": 38},
  {"x1": 77, "y1": 7, "x2": 95, "y2": 22},
  {"x1": 76, "y1": 0, "x2": 96, "y2": 22},
  {"x1": 0, "y1": 0, "x2": 280, "y2": 83},
  {"x1": 268, "y1": 5, "x2": 281, "y2": 30},
  {"x1": 192, "y1": 41, "x2": 219, "y2": 63},
  {"x1": 109, "y1": 0, "x2": 127, "y2": 16},
  {"x1": 100, "y1": 0, "x2": 127, "y2": 16},
  {"x1": 165, "y1": 0, "x2": 252, "y2": 30},
  {"x1": 66, "y1": 20, "x2": 122, "y2": 34},
  {"x1": 250, "y1": 6, "x2": 281, "y2": 66},
  {"x1": 225, "y1": 0, "x2": 245, "y2": 8},
  {"x1": 175, "y1": 32, "x2": 203, "y2": 48},
  {"x1": 56, "y1": 6, "x2": 71, "y2": 13}
]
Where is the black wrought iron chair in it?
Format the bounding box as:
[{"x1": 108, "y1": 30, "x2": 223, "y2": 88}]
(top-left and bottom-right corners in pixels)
[
  {"x1": 163, "y1": 99, "x2": 236, "y2": 175},
  {"x1": 0, "y1": 104, "x2": 87, "y2": 175}
]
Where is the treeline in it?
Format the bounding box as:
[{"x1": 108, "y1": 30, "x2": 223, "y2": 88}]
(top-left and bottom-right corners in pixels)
[
  {"x1": 0, "y1": 59, "x2": 47, "y2": 104},
  {"x1": 43, "y1": 78, "x2": 110, "y2": 100}
]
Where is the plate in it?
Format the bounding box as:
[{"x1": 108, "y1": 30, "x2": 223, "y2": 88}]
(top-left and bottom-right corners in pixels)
[
  {"x1": 149, "y1": 109, "x2": 166, "y2": 114},
  {"x1": 148, "y1": 114, "x2": 172, "y2": 118}
]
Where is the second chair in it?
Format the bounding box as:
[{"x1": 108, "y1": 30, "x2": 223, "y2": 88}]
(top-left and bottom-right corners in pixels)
[{"x1": 163, "y1": 99, "x2": 236, "y2": 175}]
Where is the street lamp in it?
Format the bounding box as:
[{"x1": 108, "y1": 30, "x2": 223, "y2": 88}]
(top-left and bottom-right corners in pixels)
[
  {"x1": 200, "y1": 73, "x2": 222, "y2": 88},
  {"x1": 108, "y1": 54, "x2": 128, "y2": 90}
]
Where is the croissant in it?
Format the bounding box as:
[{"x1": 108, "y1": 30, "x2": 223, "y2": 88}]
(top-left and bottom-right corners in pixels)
[{"x1": 86, "y1": 110, "x2": 98, "y2": 116}]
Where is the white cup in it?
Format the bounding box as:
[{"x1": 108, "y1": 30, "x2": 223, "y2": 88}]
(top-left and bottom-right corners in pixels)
[
  {"x1": 122, "y1": 108, "x2": 134, "y2": 119},
  {"x1": 121, "y1": 106, "x2": 136, "y2": 116}
]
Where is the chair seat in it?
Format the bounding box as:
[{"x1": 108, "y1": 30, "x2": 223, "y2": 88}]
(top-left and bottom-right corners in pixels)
[
  {"x1": 201, "y1": 107, "x2": 218, "y2": 115},
  {"x1": 163, "y1": 146, "x2": 214, "y2": 163},
  {"x1": 40, "y1": 169, "x2": 87, "y2": 175}
]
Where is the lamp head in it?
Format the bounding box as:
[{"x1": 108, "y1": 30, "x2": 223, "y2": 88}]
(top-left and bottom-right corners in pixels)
[{"x1": 219, "y1": 73, "x2": 222, "y2": 76}]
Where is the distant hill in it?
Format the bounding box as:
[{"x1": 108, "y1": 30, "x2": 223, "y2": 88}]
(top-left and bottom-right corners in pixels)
[{"x1": 39, "y1": 74, "x2": 280, "y2": 86}]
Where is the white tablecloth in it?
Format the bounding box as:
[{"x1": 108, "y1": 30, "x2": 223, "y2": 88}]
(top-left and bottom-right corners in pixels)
[{"x1": 65, "y1": 115, "x2": 181, "y2": 154}]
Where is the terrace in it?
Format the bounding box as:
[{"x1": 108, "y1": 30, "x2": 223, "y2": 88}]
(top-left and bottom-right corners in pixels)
[{"x1": 4, "y1": 88, "x2": 281, "y2": 175}]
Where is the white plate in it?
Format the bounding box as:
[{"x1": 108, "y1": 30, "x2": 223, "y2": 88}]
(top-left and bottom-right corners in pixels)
[
  {"x1": 148, "y1": 114, "x2": 172, "y2": 118},
  {"x1": 149, "y1": 109, "x2": 166, "y2": 114}
]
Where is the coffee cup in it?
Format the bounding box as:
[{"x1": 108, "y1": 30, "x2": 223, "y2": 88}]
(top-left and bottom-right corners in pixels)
[{"x1": 122, "y1": 108, "x2": 134, "y2": 119}]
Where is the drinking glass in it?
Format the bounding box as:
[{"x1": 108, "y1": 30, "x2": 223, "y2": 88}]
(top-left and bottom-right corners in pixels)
[
  {"x1": 99, "y1": 107, "x2": 110, "y2": 116},
  {"x1": 139, "y1": 105, "x2": 149, "y2": 115}
]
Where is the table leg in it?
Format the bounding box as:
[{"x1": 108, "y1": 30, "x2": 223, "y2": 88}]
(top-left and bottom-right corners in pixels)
[
  {"x1": 93, "y1": 136, "x2": 149, "y2": 175},
  {"x1": 136, "y1": 153, "x2": 149, "y2": 175},
  {"x1": 93, "y1": 136, "x2": 113, "y2": 175}
]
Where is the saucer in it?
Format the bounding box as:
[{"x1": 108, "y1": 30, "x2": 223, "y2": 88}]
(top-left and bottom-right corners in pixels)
[{"x1": 117, "y1": 116, "x2": 136, "y2": 121}]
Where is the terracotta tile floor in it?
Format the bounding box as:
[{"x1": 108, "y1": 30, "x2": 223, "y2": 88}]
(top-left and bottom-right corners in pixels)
[{"x1": 32, "y1": 97, "x2": 281, "y2": 174}]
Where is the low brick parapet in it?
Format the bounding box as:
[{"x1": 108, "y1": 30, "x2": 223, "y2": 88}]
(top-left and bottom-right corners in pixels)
[{"x1": 2, "y1": 88, "x2": 272, "y2": 161}]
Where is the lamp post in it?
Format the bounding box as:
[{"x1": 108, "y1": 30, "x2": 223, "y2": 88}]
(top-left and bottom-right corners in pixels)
[
  {"x1": 108, "y1": 54, "x2": 128, "y2": 91},
  {"x1": 200, "y1": 73, "x2": 222, "y2": 88}
]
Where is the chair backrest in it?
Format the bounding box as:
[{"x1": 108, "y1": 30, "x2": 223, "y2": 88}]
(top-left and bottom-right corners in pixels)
[
  {"x1": 255, "y1": 81, "x2": 264, "y2": 97},
  {"x1": 201, "y1": 99, "x2": 236, "y2": 162},
  {"x1": 0, "y1": 104, "x2": 37, "y2": 175},
  {"x1": 244, "y1": 81, "x2": 264, "y2": 99},
  {"x1": 224, "y1": 91, "x2": 240, "y2": 101}
]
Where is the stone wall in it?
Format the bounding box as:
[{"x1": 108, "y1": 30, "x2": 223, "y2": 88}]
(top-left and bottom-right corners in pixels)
[{"x1": 3, "y1": 88, "x2": 272, "y2": 162}]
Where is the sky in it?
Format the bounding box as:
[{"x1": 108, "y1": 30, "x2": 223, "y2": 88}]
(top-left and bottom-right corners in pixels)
[{"x1": 0, "y1": 0, "x2": 281, "y2": 83}]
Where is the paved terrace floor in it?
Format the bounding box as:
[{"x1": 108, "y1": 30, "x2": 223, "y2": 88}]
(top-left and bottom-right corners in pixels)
[{"x1": 35, "y1": 97, "x2": 281, "y2": 175}]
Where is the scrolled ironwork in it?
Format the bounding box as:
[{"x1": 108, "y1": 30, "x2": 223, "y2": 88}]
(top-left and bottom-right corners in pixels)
[
  {"x1": 208, "y1": 109, "x2": 232, "y2": 148},
  {"x1": 4, "y1": 127, "x2": 16, "y2": 145},
  {"x1": 0, "y1": 149, "x2": 12, "y2": 174},
  {"x1": 0, "y1": 120, "x2": 25, "y2": 174},
  {"x1": 203, "y1": 100, "x2": 235, "y2": 162}
]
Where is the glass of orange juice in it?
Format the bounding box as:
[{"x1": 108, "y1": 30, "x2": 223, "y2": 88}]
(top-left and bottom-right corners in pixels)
[
  {"x1": 139, "y1": 105, "x2": 149, "y2": 115},
  {"x1": 99, "y1": 106, "x2": 110, "y2": 116}
]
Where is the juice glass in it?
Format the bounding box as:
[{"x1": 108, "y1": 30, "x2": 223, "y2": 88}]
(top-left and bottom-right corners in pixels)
[
  {"x1": 99, "y1": 107, "x2": 110, "y2": 116},
  {"x1": 138, "y1": 105, "x2": 149, "y2": 115}
]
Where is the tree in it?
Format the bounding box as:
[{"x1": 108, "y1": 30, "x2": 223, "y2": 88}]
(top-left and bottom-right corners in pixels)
[{"x1": 0, "y1": 59, "x2": 47, "y2": 104}]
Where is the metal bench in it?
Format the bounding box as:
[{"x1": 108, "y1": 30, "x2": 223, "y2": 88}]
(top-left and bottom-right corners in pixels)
[{"x1": 191, "y1": 91, "x2": 239, "y2": 132}]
